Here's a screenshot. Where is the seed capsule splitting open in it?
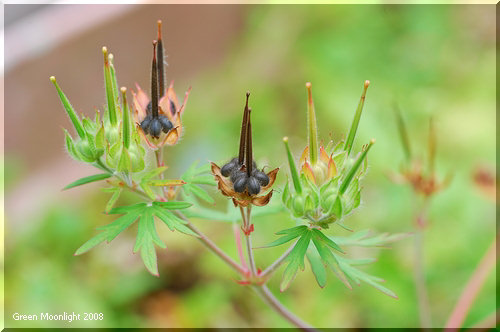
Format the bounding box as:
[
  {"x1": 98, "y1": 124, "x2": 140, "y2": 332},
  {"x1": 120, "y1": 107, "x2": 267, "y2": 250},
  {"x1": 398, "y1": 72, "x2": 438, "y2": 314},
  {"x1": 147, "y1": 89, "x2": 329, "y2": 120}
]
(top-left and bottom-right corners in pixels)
[{"x1": 212, "y1": 92, "x2": 278, "y2": 207}]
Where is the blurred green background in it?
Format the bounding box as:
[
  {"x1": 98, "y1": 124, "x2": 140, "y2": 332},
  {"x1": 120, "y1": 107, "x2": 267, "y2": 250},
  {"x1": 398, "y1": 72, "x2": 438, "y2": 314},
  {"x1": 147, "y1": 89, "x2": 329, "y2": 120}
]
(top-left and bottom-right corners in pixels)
[{"x1": 5, "y1": 4, "x2": 496, "y2": 328}]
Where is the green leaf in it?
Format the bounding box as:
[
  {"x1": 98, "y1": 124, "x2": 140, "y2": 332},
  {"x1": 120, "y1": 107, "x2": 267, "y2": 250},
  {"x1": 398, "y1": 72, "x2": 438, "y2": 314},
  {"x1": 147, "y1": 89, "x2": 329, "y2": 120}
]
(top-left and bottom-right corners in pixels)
[
  {"x1": 142, "y1": 166, "x2": 168, "y2": 181},
  {"x1": 311, "y1": 229, "x2": 344, "y2": 253},
  {"x1": 103, "y1": 187, "x2": 122, "y2": 214},
  {"x1": 109, "y1": 202, "x2": 147, "y2": 214},
  {"x1": 74, "y1": 232, "x2": 108, "y2": 255},
  {"x1": 96, "y1": 209, "x2": 142, "y2": 242},
  {"x1": 183, "y1": 183, "x2": 214, "y2": 204},
  {"x1": 333, "y1": 253, "x2": 398, "y2": 298},
  {"x1": 191, "y1": 175, "x2": 216, "y2": 186},
  {"x1": 331, "y1": 230, "x2": 411, "y2": 248},
  {"x1": 95, "y1": 124, "x2": 105, "y2": 150},
  {"x1": 260, "y1": 234, "x2": 301, "y2": 248},
  {"x1": 63, "y1": 173, "x2": 111, "y2": 190},
  {"x1": 153, "y1": 206, "x2": 198, "y2": 237},
  {"x1": 152, "y1": 201, "x2": 192, "y2": 210},
  {"x1": 280, "y1": 230, "x2": 312, "y2": 291},
  {"x1": 181, "y1": 160, "x2": 216, "y2": 203},
  {"x1": 276, "y1": 225, "x2": 308, "y2": 236},
  {"x1": 148, "y1": 179, "x2": 186, "y2": 187},
  {"x1": 306, "y1": 249, "x2": 327, "y2": 288},
  {"x1": 311, "y1": 235, "x2": 351, "y2": 289}
]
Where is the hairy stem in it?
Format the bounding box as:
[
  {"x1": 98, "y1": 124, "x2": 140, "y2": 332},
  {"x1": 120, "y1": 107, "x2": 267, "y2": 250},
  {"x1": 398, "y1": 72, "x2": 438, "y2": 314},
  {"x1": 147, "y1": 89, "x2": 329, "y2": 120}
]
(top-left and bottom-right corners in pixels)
[
  {"x1": 445, "y1": 238, "x2": 496, "y2": 329},
  {"x1": 176, "y1": 211, "x2": 247, "y2": 276},
  {"x1": 233, "y1": 223, "x2": 249, "y2": 274},
  {"x1": 252, "y1": 285, "x2": 316, "y2": 331},
  {"x1": 241, "y1": 206, "x2": 257, "y2": 275},
  {"x1": 155, "y1": 149, "x2": 169, "y2": 198}
]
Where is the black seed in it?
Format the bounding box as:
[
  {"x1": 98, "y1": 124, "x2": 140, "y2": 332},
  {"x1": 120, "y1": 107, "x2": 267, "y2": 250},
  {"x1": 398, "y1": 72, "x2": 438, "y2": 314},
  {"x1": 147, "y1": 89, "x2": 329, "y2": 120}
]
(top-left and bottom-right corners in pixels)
[
  {"x1": 140, "y1": 115, "x2": 153, "y2": 134},
  {"x1": 221, "y1": 158, "x2": 239, "y2": 177},
  {"x1": 158, "y1": 115, "x2": 173, "y2": 133},
  {"x1": 253, "y1": 170, "x2": 270, "y2": 186},
  {"x1": 230, "y1": 169, "x2": 246, "y2": 183},
  {"x1": 247, "y1": 176, "x2": 261, "y2": 195},
  {"x1": 233, "y1": 174, "x2": 248, "y2": 193},
  {"x1": 150, "y1": 118, "x2": 162, "y2": 138}
]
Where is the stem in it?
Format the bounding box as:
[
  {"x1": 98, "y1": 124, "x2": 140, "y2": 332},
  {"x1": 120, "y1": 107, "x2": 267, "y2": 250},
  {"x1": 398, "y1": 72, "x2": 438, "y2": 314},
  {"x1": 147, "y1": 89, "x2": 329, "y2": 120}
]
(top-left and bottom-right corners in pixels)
[
  {"x1": 233, "y1": 223, "x2": 249, "y2": 273},
  {"x1": 260, "y1": 241, "x2": 296, "y2": 279},
  {"x1": 241, "y1": 206, "x2": 257, "y2": 275},
  {"x1": 445, "y1": 239, "x2": 496, "y2": 329},
  {"x1": 176, "y1": 211, "x2": 246, "y2": 276},
  {"x1": 252, "y1": 285, "x2": 315, "y2": 331},
  {"x1": 414, "y1": 230, "x2": 432, "y2": 329},
  {"x1": 155, "y1": 149, "x2": 169, "y2": 198}
]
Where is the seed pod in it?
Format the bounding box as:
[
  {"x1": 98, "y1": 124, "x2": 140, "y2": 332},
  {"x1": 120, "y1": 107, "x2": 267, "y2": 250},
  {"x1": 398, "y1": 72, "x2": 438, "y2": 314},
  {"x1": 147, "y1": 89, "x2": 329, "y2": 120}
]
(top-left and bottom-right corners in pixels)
[
  {"x1": 221, "y1": 157, "x2": 239, "y2": 177},
  {"x1": 230, "y1": 169, "x2": 245, "y2": 183},
  {"x1": 149, "y1": 118, "x2": 162, "y2": 138},
  {"x1": 252, "y1": 169, "x2": 270, "y2": 186},
  {"x1": 233, "y1": 174, "x2": 248, "y2": 193},
  {"x1": 158, "y1": 115, "x2": 173, "y2": 133},
  {"x1": 140, "y1": 114, "x2": 153, "y2": 134},
  {"x1": 247, "y1": 176, "x2": 261, "y2": 195}
]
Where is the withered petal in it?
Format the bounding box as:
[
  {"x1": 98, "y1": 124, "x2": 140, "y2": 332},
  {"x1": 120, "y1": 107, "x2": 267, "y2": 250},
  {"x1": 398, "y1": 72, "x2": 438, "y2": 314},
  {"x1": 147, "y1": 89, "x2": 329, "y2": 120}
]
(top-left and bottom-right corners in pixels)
[
  {"x1": 300, "y1": 146, "x2": 309, "y2": 164},
  {"x1": 262, "y1": 167, "x2": 279, "y2": 191},
  {"x1": 252, "y1": 190, "x2": 273, "y2": 206}
]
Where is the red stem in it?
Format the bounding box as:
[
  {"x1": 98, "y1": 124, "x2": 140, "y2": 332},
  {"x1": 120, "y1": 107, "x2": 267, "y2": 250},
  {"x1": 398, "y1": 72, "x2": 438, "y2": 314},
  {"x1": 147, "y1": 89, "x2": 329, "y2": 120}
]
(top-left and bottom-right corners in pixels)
[{"x1": 445, "y1": 238, "x2": 496, "y2": 329}]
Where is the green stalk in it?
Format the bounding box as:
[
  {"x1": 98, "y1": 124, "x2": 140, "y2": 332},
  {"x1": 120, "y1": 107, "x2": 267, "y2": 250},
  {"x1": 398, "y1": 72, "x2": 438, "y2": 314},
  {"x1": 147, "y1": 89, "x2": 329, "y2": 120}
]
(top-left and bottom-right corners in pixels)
[
  {"x1": 103, "y1": 47, "x2": 117, "y2": 126},
  {"x1": 121, "y1": 87, "x2": 131, "y2": 149},
  {"x1": 109, "y1": 53, "x2": 120, "y2": 105},
  {"x1": 428, "y1": 118, "x2": 436, "y2": 176},
  {"x1": 344, "y1": 80, "x2": 370, "y2": 155},
  {"x1": 283, "y1": 137, "x2": 303, "y2": 194},
  {"x1": 340, "y1": 139, "x2": 375, "y2": 194},
  {"x1": 306, "y1": 82, "x2": 318, "y2": 165},
  {"x1": 50, "y1": 76, "x2": 86, "y2": 139}
]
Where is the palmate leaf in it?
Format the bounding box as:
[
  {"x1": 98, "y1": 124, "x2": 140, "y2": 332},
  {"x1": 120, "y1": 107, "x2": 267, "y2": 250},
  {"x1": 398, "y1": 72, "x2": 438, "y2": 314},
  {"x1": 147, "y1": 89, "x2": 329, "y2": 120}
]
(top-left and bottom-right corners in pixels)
[
  {"x1": 331, "y1": 229, "x2": 411, "y2": 248},
  {"x1": 181, "y1": 160, "x2": 216, "y2": 204},
  {"x1": 333, "y1": 253, "x2": 398, "y2": 299},
  {"x1": 262, "y1": 225, "x2": 345, "y2": 291},
  {"x1": 139, "y1": 166, "x2": 186, "y2": 200},
  {"x1": 63, "y1": 173, "x2": 111, "y2": 190},
  {"x1": 74, "y1": 201, "x2": 194, "y2": 276}
]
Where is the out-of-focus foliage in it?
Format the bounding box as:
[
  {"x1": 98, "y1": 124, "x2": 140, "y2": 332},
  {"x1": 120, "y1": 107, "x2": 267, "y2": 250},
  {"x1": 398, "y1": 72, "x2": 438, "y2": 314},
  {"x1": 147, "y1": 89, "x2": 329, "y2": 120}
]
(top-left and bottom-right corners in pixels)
[{"x1": 5, "y1": 5, "x2": 495, "y2": 328}]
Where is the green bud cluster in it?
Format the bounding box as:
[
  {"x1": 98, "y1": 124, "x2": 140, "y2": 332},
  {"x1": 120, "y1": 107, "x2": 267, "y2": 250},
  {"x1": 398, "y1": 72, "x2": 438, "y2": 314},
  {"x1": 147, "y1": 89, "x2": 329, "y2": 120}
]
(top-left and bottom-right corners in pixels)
[
  {"x1": 282, "y1": 81, "x2": 374, "y2": 229},
  {"x1": 51, "y1": 47, "x2": 145, "y2": 173}
]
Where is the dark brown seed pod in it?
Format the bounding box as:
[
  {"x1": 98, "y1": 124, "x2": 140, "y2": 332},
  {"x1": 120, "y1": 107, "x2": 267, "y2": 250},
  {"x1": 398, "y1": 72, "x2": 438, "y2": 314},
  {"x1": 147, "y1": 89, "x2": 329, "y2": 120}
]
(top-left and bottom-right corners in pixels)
[
  {"x1": 159, "y1": 115, "x2": 173, "y2": 133},
  {"x1": 221, "y1": 157, "x2": 239, "y2": 177},
  {"x1": 149, "y1": 118, "x2": 162, "y2": 138},
  {"x1": 230, "y1": 169, "x2": 246, "y2": 183},
  {"x1": 140, "y1": 114, "x2": 153, "y2": 134},
  {"x1": 253, "y1": 169, "x2": 270, "y2": 186},
  {"x1": 233, "y1": 174, "x2": 248, "y2": 193},
  {"x1": 247, "y1": 176, "x2": 261, "y2": 195}
]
